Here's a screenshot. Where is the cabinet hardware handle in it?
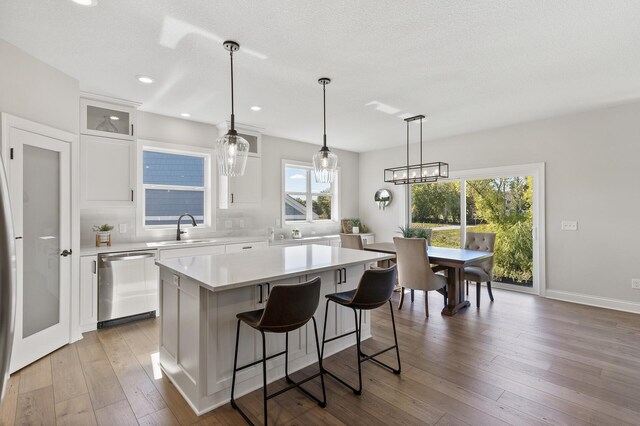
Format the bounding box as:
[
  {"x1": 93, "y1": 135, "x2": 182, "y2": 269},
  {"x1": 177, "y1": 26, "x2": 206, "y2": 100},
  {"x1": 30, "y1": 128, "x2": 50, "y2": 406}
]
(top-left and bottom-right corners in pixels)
[
  {"x1": 131, "y1": 190, "x2": 134, "y2": 202},
  {"x1": 10, "y1": 148, "x2": 14, "y2": 160},
  {"x1": 258, "y1": 284, "x2": 263, "y2": 304},
  {"x1": 131, "y1": 124, "x2": 134, "y2": 136},
  {"x1": 231, "y1": 193, "x2": 234, "y2": 203},
  {"x1": 342, "y1": 268, "x2": 347, "y2": 282},
  {"x1": 265, "y1": 283, "x2": 271, "y2": 299},
  {"x1": 93, "y1": 260, "x2": 97, "y2": 274},
  {"x1": 242, "y1": 246, "x2": 252, "y2": 250},
  {"x1": 337, "y1": 268, "x2": 342, "y2": 284},
  {"x1": 15, "y1": 236, "x2": 22, "y2": 240}
]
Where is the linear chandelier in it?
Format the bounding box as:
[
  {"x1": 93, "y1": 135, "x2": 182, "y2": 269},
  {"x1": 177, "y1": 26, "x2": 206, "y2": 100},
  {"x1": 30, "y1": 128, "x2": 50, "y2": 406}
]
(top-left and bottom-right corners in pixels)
[{"x1": 384, "y1": 115, "x2": 449, "y2": 185}]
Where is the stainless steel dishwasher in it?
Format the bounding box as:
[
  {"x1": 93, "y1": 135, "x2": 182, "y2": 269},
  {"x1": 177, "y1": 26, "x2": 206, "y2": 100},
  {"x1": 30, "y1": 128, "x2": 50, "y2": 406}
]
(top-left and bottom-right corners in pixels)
[{"x1": 98, "y1": 251, "x2": 158, "y2": 328}]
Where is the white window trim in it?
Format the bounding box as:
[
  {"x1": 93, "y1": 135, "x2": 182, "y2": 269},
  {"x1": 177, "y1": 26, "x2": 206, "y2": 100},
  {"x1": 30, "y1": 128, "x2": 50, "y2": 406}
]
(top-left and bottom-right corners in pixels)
[
  {"x1": 136, "y1": 139, "x2": 215, "y2": 238},
  {"x1": 405, "y1": 162, "x2": 545, "y2": 296},
  {"x1": 281, "y1": 159, "x2": 340, "y2": 225}
]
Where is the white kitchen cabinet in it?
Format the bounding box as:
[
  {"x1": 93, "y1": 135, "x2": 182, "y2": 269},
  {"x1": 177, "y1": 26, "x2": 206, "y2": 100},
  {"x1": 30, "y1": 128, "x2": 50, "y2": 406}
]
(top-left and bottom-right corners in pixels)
[
  {"x1": 361, "y1": 234, "x2": 375, "y2": 245},
  {"x1": 80, "y1": 134, "x2": 135, "y2": 207},
  {"x1": 225, "y1": 240, "x2": 268, "y2": 253},
  {"x1": 218, "y1": 156, "x2": 262, "y2": 209},
  {"x1": 160, "y1": 244, "x2": 225, "y2": 260},
  {"x1": 161, "y1": 274, "x2": 179, "y2": 361},
  {"x1": 81, "y1": 97, "x2": 137, "y2": 141},
  {"x1": 79, "y1": 256, "x2": 98, "y2": 332},
  {"x1": 308, "y1": 264, "x2": 364, "y2": 356}
]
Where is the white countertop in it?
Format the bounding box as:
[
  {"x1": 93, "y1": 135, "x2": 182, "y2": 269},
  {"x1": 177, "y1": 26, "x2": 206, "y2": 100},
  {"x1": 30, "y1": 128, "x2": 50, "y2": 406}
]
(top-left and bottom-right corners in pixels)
[
  {"x1": 80, "y1": 235, "x2": 268, "y2": 256},
  {"x1": 156, "y1": 244, "x2": 393, "y2": 292},
  {"x1": 269, "y1": 233, "x2": 374, "y2": 245}
]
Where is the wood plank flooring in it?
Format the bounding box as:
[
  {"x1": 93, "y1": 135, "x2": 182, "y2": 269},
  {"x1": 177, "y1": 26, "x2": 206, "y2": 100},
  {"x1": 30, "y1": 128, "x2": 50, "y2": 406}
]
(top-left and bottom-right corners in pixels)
[{"x1": 1, "y1": 285, "x2": 640, "y2": 425}]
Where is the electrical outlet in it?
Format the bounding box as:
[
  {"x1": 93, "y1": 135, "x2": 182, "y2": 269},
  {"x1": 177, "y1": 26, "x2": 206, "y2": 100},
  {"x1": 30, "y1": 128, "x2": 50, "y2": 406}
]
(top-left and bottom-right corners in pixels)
[
  {"x1": 225, "y1": 220, "x2": 233, "y2": 229},
  {"x1": 119, "y1": 223, "x2": 127, "y2": 233},
  {"x1": 561, "y1": 221, "x2": 578, "y2": 231},
  {"x1": 632, "y1": 279, "x2": 640, "y2": 289}
]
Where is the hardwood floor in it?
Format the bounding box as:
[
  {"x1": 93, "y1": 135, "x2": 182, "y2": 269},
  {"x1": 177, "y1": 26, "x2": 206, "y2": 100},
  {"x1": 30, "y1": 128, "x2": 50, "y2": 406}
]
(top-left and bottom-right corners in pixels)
[{"x1": 2, "y1": 285, "x2": 640, "y2": 425}]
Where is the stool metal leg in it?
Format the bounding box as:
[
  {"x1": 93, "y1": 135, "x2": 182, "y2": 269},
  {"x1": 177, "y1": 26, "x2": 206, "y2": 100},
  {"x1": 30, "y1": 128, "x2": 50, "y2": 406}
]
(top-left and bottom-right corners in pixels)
[
  {"x1": 261, "y1": 331, "x2": 268, "y2": 426},
  {"x1": 311, "y1": 317, "x2": 327, "y2": 407},
  {"x1": 230, "y1": 319, "x2": 241, "y2": 410},
  {"x1": 353, "y1": 308, "x2": 363, "y2": 395}
]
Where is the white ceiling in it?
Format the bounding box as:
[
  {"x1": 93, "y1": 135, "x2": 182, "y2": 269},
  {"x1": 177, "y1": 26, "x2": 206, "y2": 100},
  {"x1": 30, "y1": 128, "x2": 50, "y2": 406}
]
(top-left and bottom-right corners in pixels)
[{"x1": 2, "y1": 1, "x2": 640, "y2": 152}]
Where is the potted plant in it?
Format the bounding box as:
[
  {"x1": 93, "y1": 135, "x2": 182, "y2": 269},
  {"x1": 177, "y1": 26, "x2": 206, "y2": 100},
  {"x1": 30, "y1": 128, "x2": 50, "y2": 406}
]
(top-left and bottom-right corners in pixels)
[
  {"x1": 93, "y1": 224, "x2": 114, "y2": 246},
  {"x1": 397, "y1": 226, "x2": 433, "y2": 245},
  {"x1": 291, "y1": 228, "x2": 302, "y2": 239},
  {"x1": 350, "y1": 218, "x2": 361, "y2": 234}
]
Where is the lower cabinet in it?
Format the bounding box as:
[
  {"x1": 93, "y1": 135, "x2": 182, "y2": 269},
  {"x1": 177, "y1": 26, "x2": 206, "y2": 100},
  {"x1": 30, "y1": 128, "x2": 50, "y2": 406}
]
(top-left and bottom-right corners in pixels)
[{"x1": 79, "y1": 255, "x2": 98, "y2": 332}]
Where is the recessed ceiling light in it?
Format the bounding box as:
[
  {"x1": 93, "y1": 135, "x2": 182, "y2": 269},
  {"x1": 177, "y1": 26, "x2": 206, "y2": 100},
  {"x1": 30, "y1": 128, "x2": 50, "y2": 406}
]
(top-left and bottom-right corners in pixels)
[
  {"x1": 136, "y1": 75, "x2": 154, "y2": 84},
  {"x1": 250, "y1": 106, "x2": 261, "y2": 111},
  {"x1": 180, "y1": 113, "x2": 191, "y2": 118},
  {"x1": 71, "y1": 0, "x2": 98, "y2": 6},
  {"x1": 109, "y1": 116, "x2": 119, "y2": 120}
]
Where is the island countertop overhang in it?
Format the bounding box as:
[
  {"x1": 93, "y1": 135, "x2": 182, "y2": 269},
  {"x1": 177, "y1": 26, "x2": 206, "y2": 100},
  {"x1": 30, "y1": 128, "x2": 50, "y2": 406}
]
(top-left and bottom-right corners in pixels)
[{"x1": 155, "y1": 244, "x2": 394, "y2": 292}]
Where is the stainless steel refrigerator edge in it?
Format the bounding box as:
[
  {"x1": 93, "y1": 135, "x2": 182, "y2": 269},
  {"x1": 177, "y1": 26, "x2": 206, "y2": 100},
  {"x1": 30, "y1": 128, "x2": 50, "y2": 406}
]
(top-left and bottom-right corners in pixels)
[{"x1": 0, "y1": 158, "x2": 16, "y2": 403}]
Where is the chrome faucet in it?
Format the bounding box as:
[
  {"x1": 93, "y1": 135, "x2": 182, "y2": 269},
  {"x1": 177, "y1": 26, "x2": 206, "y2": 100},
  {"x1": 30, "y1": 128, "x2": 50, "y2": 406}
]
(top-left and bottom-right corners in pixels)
[{"x1": 176, "y1": 213, "x2": 197, "y2": 241}]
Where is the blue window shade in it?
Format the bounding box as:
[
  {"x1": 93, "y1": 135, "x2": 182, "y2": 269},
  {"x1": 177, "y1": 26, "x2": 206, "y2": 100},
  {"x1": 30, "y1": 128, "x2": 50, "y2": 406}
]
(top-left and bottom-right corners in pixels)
[
  {"x1": 143, "y1": 151, "x2": 204, "y2": 187},
  {"x1": 145, "y1": 189, "x2": 205, "y2": 226}
]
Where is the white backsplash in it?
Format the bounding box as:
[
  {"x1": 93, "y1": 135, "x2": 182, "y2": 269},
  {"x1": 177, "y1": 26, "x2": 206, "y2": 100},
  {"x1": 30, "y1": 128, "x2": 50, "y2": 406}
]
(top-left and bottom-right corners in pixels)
[{"x1": 80, "y1": 208, "x2": 342, "y2": 246}]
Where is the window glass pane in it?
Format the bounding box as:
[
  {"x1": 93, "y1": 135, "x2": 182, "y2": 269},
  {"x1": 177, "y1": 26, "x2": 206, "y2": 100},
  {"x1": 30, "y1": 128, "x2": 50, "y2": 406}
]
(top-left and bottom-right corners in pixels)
[
  {"x1": 411, "y1": 182, "x2": 461, "y2": 247},
  {"x1": 284, "y1": 194, "x2": 307, "y2": 221},
  {"x1": 311, "y1": 179, "x2": 331, "y2": 194},
  {"x1": 145, "y1": 189, "x2": 204, "y2": 226},
  {"x1": 312, "y1": 195, "x2": 332, "y2": 220},
  {"x1": 285, "y1": 166, "x2": 307, "y2": 193},
  {"x1": 144, "y1": 151, "x2": 204, "y2": 187}
]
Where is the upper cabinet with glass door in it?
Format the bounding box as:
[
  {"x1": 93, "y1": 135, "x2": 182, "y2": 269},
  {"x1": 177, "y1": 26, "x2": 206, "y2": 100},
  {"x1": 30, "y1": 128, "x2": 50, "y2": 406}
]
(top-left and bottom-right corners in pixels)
[{"x1": 81, "y1": 94, "x2": 139, "y2": 140}]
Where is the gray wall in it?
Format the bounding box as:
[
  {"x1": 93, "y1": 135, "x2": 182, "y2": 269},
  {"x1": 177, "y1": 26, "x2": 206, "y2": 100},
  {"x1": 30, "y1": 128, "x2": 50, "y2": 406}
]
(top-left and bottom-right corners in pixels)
[
  {"x1": 359, "y1": 101, "x2": 640, "y2": 308},
  {"x1": 0, "y1": 39, "x2": 79, "y2": 133}
]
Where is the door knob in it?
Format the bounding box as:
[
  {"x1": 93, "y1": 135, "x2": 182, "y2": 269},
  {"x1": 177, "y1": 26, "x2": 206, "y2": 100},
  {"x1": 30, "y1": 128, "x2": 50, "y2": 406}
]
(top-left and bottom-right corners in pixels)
[{"x1": 60, "y1": 249, "x2": 72, "y2": 257}]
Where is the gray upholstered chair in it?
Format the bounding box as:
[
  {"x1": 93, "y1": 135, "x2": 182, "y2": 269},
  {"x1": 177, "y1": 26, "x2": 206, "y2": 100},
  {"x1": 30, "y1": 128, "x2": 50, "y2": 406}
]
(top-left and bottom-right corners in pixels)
[
  {"x1": 393, "y1": 237, "x2": 447, "y2": 317},
  {"x1": 464, "y1": 232, "x2": 496, "y2": 307},
  {"x1": 340, "y1": 233, "x2": 364, "y2": 250}
]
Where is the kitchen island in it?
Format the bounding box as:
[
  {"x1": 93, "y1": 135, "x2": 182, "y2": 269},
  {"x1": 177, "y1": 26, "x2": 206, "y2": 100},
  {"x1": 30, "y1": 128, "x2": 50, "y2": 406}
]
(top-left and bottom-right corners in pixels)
[{"x1": 155, "y1": 244, "x2": 393, "y2": 415}]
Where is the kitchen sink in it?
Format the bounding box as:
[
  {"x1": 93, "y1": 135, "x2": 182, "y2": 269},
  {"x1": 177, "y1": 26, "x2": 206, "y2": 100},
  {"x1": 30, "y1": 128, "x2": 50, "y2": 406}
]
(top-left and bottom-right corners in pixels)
[{"x1": 146, "y1": 238, "x2": 219, "y2": 247}]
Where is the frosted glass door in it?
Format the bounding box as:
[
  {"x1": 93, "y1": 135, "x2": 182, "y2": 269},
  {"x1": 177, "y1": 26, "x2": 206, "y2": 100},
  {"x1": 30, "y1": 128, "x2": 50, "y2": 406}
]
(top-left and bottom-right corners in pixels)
[
  {"x1": 22, "y1": 145, "x2": 61, "y2": 338},
  {"x1": 8, "y1": 127, "x2": 71, "y2": 373}
]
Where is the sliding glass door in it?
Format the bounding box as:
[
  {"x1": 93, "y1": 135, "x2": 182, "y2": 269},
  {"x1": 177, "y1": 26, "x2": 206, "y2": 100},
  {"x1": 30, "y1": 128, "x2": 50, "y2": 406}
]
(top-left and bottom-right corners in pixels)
[{"x1": 410, "y1": 164, "x2": 544, "y2": 294}]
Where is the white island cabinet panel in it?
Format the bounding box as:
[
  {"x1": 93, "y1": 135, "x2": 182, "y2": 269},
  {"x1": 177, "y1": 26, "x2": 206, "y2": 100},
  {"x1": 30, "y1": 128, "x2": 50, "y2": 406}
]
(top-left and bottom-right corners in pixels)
[{"x1": 156, "y1": 245, "x2": 393, "y2": 415}]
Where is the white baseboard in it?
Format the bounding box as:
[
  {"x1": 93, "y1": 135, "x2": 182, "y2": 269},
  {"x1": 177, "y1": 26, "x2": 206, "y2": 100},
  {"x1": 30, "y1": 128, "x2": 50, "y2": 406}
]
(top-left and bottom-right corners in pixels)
[{"x1": 545, "y1": 290, "x2": 640, "y2": 314}]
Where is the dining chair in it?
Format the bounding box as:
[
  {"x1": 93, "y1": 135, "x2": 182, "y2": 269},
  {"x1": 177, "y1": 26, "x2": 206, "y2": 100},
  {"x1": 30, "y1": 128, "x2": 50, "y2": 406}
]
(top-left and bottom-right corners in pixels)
[
  {"x1": 393, "y1": 237, "x2": 447, "y2": 317},
  {"x1": 340, "y1": 233, "x2": 364, "y2": 250},
  {"x1": 464, "y1": 232, "x2": 496, "y2": 307}
]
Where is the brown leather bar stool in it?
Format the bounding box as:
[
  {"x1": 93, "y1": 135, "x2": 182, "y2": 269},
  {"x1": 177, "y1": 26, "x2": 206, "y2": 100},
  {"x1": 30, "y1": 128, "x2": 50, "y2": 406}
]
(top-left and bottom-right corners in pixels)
[
  {"x1": 320, "y1": 266, "x2": 400, "y2": 395},
  {"x1": 230, "y1": 277, "x2": 326, "y2": 425}
]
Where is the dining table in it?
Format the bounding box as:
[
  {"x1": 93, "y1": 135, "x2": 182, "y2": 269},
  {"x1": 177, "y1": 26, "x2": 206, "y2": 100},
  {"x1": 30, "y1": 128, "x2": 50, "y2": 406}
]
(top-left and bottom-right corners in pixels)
[{"x1": 363, "y1": 242, "x2": 494, "y2": 316}]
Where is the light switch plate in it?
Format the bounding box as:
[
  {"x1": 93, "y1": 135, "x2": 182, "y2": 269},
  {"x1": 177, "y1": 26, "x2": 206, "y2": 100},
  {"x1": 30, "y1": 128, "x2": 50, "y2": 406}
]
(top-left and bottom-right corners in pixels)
[
  {"x1": 561, "y1": 221, "x2": 578, "y2": 231},
  {"x1": 632, "y1": 279, "x2": 640, "y2": 289}
]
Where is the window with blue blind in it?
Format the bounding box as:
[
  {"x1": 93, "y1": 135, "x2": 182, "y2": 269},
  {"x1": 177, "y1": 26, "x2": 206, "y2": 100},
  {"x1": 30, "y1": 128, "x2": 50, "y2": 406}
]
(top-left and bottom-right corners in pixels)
[{"x1": 142, "y1": 149, "x2": 208, "y2": 227}]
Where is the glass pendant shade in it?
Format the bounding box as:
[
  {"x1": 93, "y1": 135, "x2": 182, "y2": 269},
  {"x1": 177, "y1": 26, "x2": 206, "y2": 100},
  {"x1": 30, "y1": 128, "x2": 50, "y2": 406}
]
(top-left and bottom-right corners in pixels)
[
  {"x1": 216, "y1": 132, "x2": 249, "y2": 176},
  {"x1": 313, "y1": 147, "x2": 338, "y2": 183},
  {"x1": 96, "y1": 116, "x2": 118, "y2": 133}
]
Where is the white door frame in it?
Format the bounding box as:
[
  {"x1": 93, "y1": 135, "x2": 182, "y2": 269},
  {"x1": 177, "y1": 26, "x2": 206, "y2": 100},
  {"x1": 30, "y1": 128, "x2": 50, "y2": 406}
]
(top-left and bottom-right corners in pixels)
[
  {"x1": 409, "y1": 163, "x2": 546, "y2": 296},
  {"x1": 0, "y1": 114, "x2": 77, "y2": 372}
]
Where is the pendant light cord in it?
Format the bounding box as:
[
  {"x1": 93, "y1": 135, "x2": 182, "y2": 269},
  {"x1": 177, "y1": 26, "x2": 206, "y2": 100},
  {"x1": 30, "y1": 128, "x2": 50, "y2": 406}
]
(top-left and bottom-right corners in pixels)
[
  {"x1": 230, "y1": 49, "x2": 235, "y2": 130},
  {"x1": 322, "y1": 80, "x2": 327, "y2": 147}
]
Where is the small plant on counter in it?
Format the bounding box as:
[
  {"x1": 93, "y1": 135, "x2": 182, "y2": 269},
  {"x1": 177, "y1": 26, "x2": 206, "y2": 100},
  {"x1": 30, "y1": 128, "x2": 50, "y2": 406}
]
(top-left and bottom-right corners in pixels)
[
  {"x1": 291, "y1": 228, "x2": 302, "y2": 239},
  {"x1": 349, "y1": 218, "x2": 361, "y2": 234},
  {"x1": 93, "y1": 224, "x2": 114, "y2": 247}
]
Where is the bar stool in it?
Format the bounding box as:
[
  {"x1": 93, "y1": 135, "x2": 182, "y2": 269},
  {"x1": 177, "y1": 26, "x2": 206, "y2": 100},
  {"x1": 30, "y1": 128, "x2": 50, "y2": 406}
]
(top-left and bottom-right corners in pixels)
[
  {"x1": 230, "y1": 277, "x2": 326, "y2": 425},
  {"x1": 320, "y1": 266, "x2": 400, "y2": 395}
]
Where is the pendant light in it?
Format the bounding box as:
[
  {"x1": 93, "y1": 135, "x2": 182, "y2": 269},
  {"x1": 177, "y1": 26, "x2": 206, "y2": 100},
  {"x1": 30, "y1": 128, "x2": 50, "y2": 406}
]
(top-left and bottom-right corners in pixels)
[
  {"x1": 216, "y1": 40, "x2": 250, "y2": 176},
  {"x1": 313, "y1": 77, "x2": 338, "y2": 183},
  {"x1": 384, "y1": 115, "x2": 449, "y2": 185}
]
